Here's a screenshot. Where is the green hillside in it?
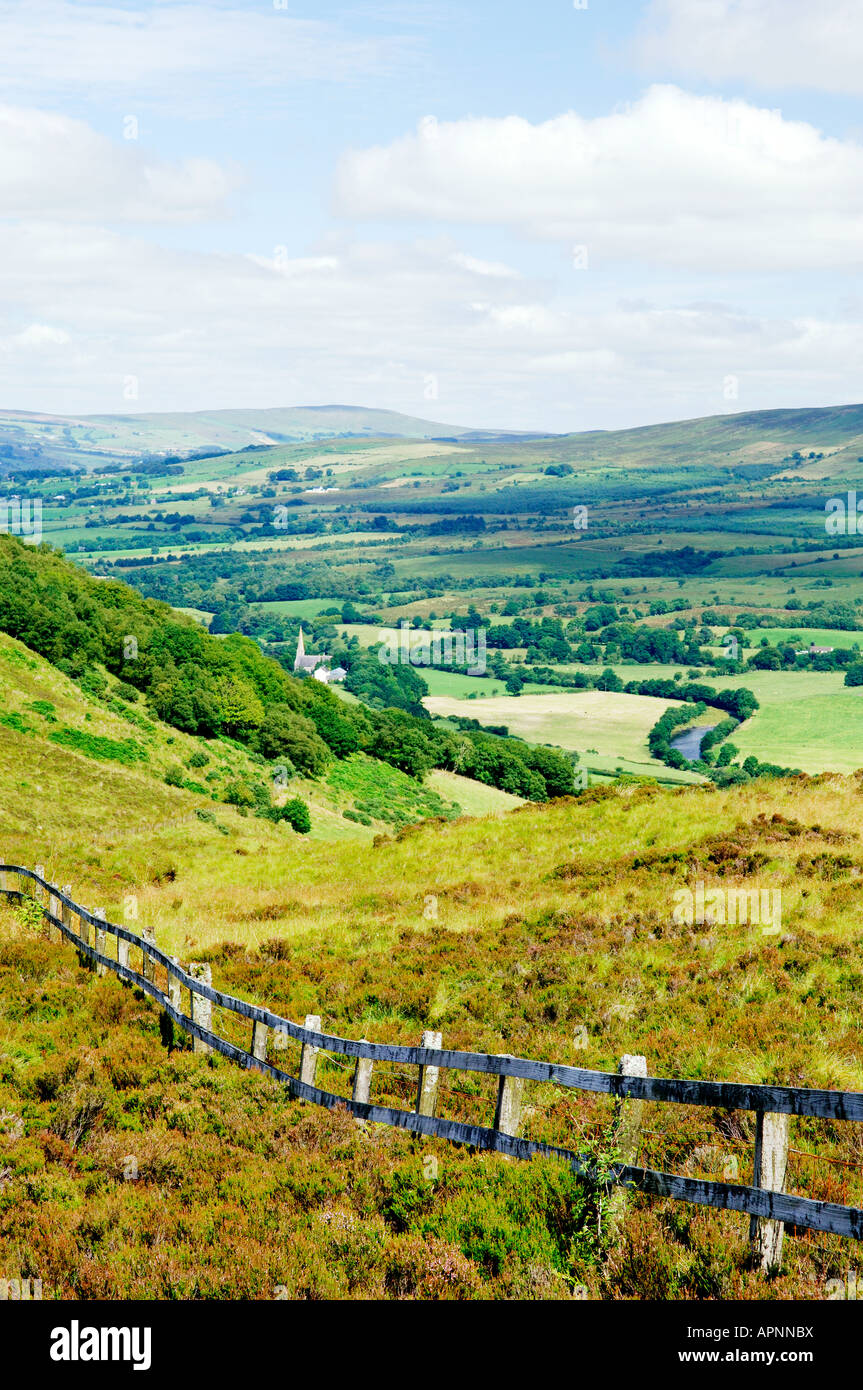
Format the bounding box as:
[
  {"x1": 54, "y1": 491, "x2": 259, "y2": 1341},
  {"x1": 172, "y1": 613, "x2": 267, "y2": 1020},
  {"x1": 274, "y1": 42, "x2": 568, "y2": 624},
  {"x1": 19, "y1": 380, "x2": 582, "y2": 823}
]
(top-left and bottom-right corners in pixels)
[{"x1": 2, "y1": 756, "x2": 863, "y2": 1299}]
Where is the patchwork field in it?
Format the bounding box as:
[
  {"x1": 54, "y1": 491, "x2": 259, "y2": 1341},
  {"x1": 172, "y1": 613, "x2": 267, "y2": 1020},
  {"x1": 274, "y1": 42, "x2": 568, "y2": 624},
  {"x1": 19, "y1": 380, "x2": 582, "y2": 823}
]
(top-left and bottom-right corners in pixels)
[{"x1": 424, "y1": 689, "x2": 710, "y2": 773}]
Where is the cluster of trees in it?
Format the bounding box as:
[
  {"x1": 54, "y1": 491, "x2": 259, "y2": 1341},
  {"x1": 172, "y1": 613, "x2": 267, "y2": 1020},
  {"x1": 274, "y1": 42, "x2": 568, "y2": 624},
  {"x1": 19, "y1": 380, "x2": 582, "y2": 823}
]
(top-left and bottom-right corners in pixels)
[
  {"x1": 609, "y1": 625, "x2": 701, "y2": 666},
  {"x1": 623, "y1": 678, "x2": 758, "y2": 722},
  {"x1": 360, "y1": 709, "x2": 576, "y2": 798},
  {"x1": 748, "y1": 644, "x2": 857, "y2": 674},
  {"x1": 483, "y1": 615, "x2": 575, "y2": 663},
  {"x1": 344, "y1": 648, "x2": 429, "y2": 717},
  {"x1": 648, "y1": 703, "x2": 706, "y2": 766},
  {"x1": 742, "y1": 603, "x2": 860, "y2": 632},
  {"x1": 645, "y1": 684, "x2": 798, "y2": 786}
]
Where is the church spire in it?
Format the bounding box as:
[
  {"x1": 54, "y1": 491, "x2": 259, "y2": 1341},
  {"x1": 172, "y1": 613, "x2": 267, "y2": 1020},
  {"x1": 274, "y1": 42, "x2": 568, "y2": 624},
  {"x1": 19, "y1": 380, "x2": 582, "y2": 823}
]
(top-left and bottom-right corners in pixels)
[{"x1": 294, "y1": 626, "x2": 306, "y2": 670}]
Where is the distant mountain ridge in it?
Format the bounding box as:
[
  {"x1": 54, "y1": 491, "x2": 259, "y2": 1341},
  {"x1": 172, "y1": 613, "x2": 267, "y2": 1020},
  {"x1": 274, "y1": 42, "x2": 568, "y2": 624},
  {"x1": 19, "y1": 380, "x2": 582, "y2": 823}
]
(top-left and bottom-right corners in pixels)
[
  {"x1": 2, "y1": 398, "x2": 863, "y2": 475},
  {"x1": 0, "y1": 403, "x2": 504, "y2": 473}
]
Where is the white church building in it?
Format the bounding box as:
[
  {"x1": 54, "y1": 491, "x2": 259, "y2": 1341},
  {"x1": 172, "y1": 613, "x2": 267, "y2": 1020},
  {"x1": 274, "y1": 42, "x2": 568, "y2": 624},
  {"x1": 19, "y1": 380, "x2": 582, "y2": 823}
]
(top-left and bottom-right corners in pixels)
[{"x1": 293, "y1": 627, "x2": 346, "y2": 685}]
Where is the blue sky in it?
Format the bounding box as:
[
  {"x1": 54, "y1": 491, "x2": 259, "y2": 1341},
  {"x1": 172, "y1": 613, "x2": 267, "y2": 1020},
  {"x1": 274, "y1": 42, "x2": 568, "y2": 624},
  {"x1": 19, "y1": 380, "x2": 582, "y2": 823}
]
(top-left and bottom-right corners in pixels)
[{"x1": 2, "y1": 0, "x2": 863, "y2": 430}]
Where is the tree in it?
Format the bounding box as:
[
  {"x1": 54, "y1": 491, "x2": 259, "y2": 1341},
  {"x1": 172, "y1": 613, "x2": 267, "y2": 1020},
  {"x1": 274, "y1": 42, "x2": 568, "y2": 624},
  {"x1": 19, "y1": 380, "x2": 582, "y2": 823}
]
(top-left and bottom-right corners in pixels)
[
  {"x1": 596, "y1": 668, "x2": 623, "y2": 692},
  {"x1": 276, "y1": 798, "x2": 311, "y2": 833},
  {"x1": 369, "y1": 721, "x2": 435, "y2": 778},
  {"x1": 306, "y1": 701, "x2": 360, "y2": 758},
  {"x1": 522, "y1": 745, "x2": 574, "y2": 798},
  {"x1": 845, "y1": 662, "x2": 863, "y2": 687},
  {"x1": 215, "y1": 675, "x2": 265, "y2": 736},
  {"x1": 148, "y1": 675, "x2": 197, "y2": 733},
  {"x1": 252, "y1": 704, "x2": 330, "y2": 775}
]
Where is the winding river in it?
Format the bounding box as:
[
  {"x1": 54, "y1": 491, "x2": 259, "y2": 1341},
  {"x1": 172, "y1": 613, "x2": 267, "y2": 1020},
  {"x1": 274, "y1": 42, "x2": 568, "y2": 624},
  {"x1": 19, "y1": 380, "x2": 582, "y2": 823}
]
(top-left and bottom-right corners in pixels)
[{"x1": 669, "y1": 724, "x2": 718, "y2": 761}]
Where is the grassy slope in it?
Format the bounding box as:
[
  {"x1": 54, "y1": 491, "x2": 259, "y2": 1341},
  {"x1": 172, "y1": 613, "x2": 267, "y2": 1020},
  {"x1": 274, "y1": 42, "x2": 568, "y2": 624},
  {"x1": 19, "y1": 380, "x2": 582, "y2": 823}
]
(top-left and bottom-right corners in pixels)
[
  {"x1": 0, "y1": 631, "x2": 466, "y2": 886},
  {"x1": 3, "y1": 732, "x2": 863, "y2": 1296},
  {"x1": 425, "y1": 769, "x2": 523, "y2": 815}
]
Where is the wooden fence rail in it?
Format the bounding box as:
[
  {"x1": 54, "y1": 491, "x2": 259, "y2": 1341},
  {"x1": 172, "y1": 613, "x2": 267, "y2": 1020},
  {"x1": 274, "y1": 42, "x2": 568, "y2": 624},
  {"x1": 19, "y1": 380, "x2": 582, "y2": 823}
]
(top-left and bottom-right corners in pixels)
[{"x1": 3, "y1": 863, "x2": 863, "y2": 1263}]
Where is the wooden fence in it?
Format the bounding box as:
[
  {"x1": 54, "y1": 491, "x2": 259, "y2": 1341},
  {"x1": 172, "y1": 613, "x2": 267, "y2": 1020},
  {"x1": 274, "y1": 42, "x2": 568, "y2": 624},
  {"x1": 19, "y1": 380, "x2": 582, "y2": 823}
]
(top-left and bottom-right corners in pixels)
[{"x1": 3, "y1": 862, "x2": 863, "y2": 1269}]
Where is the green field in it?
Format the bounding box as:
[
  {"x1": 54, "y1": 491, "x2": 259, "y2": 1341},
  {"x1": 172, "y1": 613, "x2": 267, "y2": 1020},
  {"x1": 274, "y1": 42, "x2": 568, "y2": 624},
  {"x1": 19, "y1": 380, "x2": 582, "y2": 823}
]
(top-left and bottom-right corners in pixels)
[
  {"x1": 425, "y1": 769, "x2": 525, "y2": 814},
  {"x1": 566, "y1": 663, "x2": 863, "y2": 774},
  {"x1": 259, "y1": 599, "x2": 341, "y2": 619},
  {"x1": 741, "y1": 627, "x2": 863, "y2": 651},
  {"x1": 423, "y1": 689, "x2": 710, "y2": 772},
  {"x1": 421, "y1": 669, "x2": 509, "y2": 698}
]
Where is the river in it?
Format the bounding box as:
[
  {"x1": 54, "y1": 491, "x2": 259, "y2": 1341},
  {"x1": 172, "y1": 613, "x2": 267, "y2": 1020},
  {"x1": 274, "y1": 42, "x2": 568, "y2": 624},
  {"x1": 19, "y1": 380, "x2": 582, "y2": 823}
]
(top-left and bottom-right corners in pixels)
[{"x1": 669, "y1": 724, "x2": 718, "y2": 761}]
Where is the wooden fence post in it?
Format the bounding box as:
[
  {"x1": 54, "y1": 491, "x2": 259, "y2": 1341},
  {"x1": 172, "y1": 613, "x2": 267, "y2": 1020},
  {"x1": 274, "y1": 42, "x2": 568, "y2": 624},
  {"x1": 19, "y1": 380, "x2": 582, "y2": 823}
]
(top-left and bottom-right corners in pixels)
[
  {"x1": 299, "y1": 1015, "x2": 321, "y2": 1091},
  {"x1": 189, "y1": 964, "x2": 213, "y2": 1054},
  {"x1": 47, "y1": 882, "x2": 60, "y2": 941},
  {"x1": 94, "y1": 909, "x2": 107, "y2": 977},
  {"x1": 608, "y1": 1053, "x2": 648, "y2": 1234},
  {"x1": 117, "y1": 932, "x2": 130, "y2": 972},
  {"x1": 159, "y1": 957, "x2": 182, "y2": 1052},
  {"x1": 493, "y1": 1055, "x2": 524, "y2": 1138},
  {"x1": 352, "y1": 1039, "x2": 373, "y2": 1105},
  {"x1": 34, "y1": 867, "x2": 48, "y2": 935},
  {"x1": 252, "y1": 1019, "x2": 268, "y2": 1063},
  {"x1": 77, "y1": 909, "x2": 93, "y2": 970},
  {"x1": 750, "y1": 1111, "x2": 790, "y2": 1273},
  {"x1": 168, "y1": 960, "x2": 182, "y2": 1014},
  {"x1": 142, "y1": 928, "x2": 156, "y2": 986},
  {"x1": 60, "y1": 888, "x2": 72, "y2": 945},
  {"x1": 416, "y1": 1030, "x2": 443, "y2": 1118}
]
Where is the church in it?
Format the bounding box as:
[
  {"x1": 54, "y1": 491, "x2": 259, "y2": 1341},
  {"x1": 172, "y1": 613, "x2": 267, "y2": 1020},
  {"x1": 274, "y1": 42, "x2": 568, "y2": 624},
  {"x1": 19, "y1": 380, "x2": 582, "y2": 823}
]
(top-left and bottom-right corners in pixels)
[{"x1": 292, "y1": 627, "x2": 346, "y2": 685}]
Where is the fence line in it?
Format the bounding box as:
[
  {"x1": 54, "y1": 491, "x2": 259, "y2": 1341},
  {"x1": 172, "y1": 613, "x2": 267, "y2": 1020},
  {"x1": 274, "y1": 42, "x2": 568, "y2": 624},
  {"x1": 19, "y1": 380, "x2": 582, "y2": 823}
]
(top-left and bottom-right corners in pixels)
[{"x1": 3, "y1": 863, "x2": 863, "y2": 1260}]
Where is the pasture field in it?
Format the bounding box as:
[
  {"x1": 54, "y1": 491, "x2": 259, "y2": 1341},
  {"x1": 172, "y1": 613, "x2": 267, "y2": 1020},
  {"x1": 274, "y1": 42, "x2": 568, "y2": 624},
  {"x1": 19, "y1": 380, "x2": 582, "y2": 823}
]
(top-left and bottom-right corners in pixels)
[
  {"x1": 564, "y1": 664, "x2": 863, "y2": 774},
  {"x1": 740, "y1": 627, "x2": 863, "y2": 651},
  {"x1": 420, "y1": 669, "x2": 509, "y2": 698},
  {"x1": 258, "y1": 599, "x2": 341, "y2": 619},
  {"x1": 423, "y1": 689, "x2": 711, "y2": 767}
]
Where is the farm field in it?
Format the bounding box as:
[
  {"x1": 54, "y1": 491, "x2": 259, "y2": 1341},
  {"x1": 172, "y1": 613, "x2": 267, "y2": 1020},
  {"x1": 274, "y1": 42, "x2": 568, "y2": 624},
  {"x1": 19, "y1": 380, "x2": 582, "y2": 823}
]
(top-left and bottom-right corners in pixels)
[
  {"x1": 423, "y1": 689, "x2": 713, "y2": 768},
  {"x1": 563, "y1": 663, "x2": 863, "y2": 774},
  {"x1": 15, "y1": 398, "x2": 863, "y2": 804},
  {"x1": 420, "y1": 668, "x2": 509, "y2": 698},
  {"x1": 740, "y1": 627, "x2": 863, "y2": 651}
]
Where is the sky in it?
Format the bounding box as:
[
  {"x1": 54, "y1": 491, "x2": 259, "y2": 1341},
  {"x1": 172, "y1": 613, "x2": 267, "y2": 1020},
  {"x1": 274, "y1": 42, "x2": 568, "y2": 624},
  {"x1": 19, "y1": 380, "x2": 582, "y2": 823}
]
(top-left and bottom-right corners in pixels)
[{"x1": 2, "y1": 0, "x2": 863, "y2": 432}]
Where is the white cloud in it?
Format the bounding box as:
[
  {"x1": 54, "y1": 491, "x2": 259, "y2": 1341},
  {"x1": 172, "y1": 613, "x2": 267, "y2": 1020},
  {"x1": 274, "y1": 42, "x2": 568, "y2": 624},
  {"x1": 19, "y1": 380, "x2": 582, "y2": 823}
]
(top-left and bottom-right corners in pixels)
[
  {"x1": 0, "y1": 323, "x2": 71, "y2": 356},
  {"x1": 638, "y1": 0, "x2": 863, "y2": 94},
  {"x1": 0, "y1": 1, "x2": 411, "y2": 106},
  {"x1": 0, "y1": 105, "x2": 235, "y2": 222},
  {"x1": 335, "y1": 85, "x2": 863, "y2": 271},
  {"x1": 1, "y1": 222, "x2": 862, "y2": 431}
]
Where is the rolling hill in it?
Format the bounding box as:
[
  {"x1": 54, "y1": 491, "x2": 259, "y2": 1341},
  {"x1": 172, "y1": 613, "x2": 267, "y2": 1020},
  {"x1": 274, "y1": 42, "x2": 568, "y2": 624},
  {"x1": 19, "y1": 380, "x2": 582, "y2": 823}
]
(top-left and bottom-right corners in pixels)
[
  {"x1": 0, "y1": 404, "x2": 491, "y2": 474},
  {"x1": 5, "y1": 398, "x2": 863, "y2": 479}
]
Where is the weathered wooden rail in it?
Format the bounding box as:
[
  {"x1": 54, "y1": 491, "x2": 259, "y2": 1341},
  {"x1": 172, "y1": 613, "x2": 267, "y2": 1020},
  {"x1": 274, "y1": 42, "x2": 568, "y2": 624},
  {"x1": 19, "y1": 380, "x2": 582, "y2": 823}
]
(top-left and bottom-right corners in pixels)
[{"x1": 3, "y1": 863, "x2": 863, "y2": 1266}]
